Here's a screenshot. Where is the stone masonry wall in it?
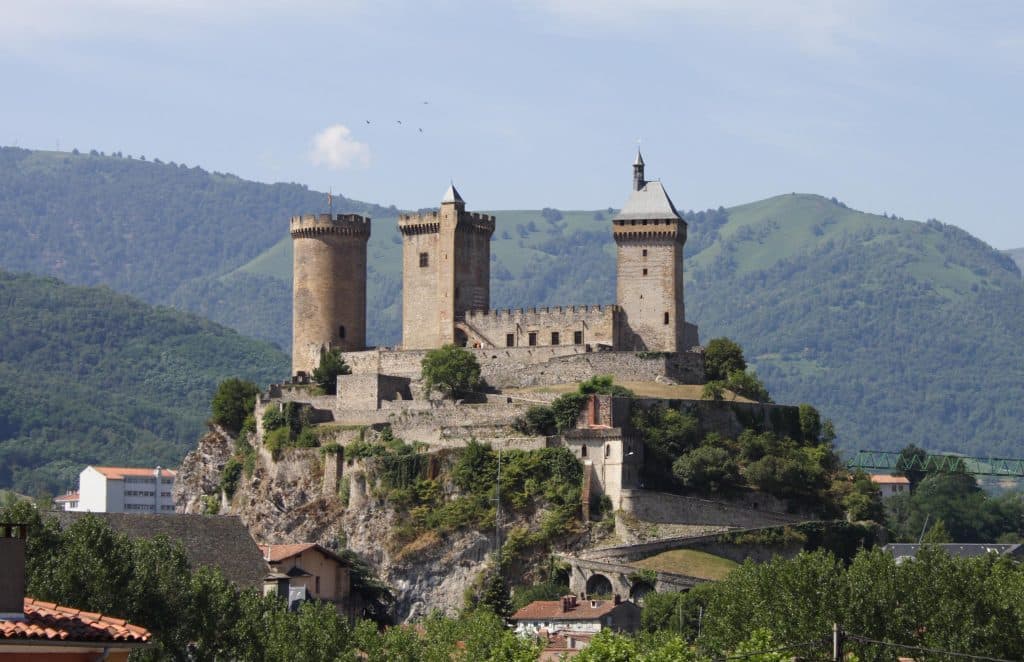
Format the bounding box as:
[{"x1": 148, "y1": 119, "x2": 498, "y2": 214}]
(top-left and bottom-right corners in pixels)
[
  {"x1": 339, "y1": 348, "x2": 704, "y2": 388},
  {"x1": 618, "y1": 490, "x2": 804, "y2": 529},
  {"x1": 615, "y1": 233, "x2": 685, "y2": 352},
  {"x1": 291, "y1": 214, "x2": 370, "y2": 375},
  {"x1": 461, "y1": 305, "x2": 621, "y2": 349}
]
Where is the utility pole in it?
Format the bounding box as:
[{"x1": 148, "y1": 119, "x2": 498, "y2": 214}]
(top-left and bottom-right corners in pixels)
[{"x1": 832, "y1": 622, "x2": 844, "y2": 661}]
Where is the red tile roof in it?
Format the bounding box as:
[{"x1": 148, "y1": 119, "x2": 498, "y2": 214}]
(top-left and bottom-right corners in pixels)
[
  {"x1": 54, "y1": 491, "x2": 79, "y2": 503},
  {"x1": 0, "y1": 598, "x2": 150, "y2": 643},
  {"x1": 92, "y1": 467, "x2": 177, "y2": 480},
  {"x1": 511, "y1": 599, "x2": 620, "y2": 622}
]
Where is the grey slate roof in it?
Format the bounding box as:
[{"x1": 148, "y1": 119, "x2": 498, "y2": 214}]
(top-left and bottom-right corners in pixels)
[
  {"x1": 612, "y1": 180, "x2": 683, "y2": 222},
  {"x1": 883, "y1": 543, "x2": 1024, "y2": 560},
  {"x1": 634, "y1": 150, "x2": 644, "y2": 166},
  {"x1": 442, "y1": 184, "x2": 463, "y2": 203},
  {"x1": 51, "y1": 512, "x2": 268, "y2": 589}
]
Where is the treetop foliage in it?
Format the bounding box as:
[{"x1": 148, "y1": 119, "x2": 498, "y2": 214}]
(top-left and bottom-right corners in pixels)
[
  {"x1": 420, "y1": 344, "x2": 481, "y2": 399},
  {"x1": 312, "y1": 347, "x2": 351, "y2": 395}
]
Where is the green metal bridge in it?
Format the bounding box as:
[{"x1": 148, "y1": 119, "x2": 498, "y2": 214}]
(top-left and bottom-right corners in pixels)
[{"x1": 847, "y1": 450, "x2": 1024, "y2": 477}]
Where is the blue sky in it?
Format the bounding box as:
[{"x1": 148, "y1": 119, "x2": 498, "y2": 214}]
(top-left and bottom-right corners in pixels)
[{"x1": 2, "y1": 1, "x2": 1023, "y2": 248}]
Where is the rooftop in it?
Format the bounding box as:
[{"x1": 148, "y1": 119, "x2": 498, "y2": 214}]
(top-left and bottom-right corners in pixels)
[
  {"x1": 259, "y1": 543, "x2": 348, "y2": 566},
  {"x1": 90, "y1": 466, "x2": 177, "y2": 480},
  {"x1": 612, "y1": 180, "x2": 682, "y2": 222},
  {"x1": 53, "y1": 512, "x2": 267, "y2": 589},
  {"x1": 883, "y1": 543, "x2": 1023, "y2": 559},
  {"x1": 511, "y1": 598, "x2": 623, "y2": 622},
  {"x1": 0, "y1": 598, "x2": 150, "y2": 644},
  {"x1": 54, "y1": 491, "x2": 79, "y2": 503}
]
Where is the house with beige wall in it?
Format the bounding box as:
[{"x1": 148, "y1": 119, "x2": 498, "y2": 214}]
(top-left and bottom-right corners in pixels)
[{"x1": 260, "y1": 543, "x2": 351, "y2": 615}]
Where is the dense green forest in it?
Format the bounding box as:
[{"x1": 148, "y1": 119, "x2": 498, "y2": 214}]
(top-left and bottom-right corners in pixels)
[
  {"x1": 0, "y1": 270, "x2": 288, "y2": 493},
  {"x1": 2, "y1": 147, "x2": 1024, "y2": 458}
]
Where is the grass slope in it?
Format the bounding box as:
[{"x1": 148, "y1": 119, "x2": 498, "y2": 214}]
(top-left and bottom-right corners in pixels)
[
  {"x1": 0, "y1": 270, "x2": 289, "y2": 494},
  {"x1": 631, "y1": 549, "x2": 738, "y2": 580}
]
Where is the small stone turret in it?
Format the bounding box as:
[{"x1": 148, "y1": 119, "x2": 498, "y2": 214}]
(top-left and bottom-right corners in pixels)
[
  {"x1": 290, "y1": 213, "x2": 371, "y2": 376},
  {"x1": 633, "y1": 150, "x2": 645, "y2": 191}
]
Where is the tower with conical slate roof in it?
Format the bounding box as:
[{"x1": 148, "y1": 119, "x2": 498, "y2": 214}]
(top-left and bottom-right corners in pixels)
[
  {"x1": 398, "y1": 185, "x2": 495, "y2": 349},
  {"x1": 612, "y1": 152, "x2": 688, "y2": 351}
]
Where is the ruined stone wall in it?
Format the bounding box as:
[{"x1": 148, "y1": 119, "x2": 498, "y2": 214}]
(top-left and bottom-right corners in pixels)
[
  {"x1": 614, "y1": 228, "x2": 685, "y2": 352},
  {"x1": 290, "y1": 214, "x2": 370, "y2": 375},
  {"x1": 336, "y1": 373, "x2": 412, "y2": 410},
  {"x1": 461, "y1": 305, "x2": 620, "y2": 349}
]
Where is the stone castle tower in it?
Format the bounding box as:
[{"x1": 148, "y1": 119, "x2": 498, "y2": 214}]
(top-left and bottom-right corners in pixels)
[
  {"x1": 290, "y1": 213, "x2": 371, "y2": 375},
  {"x1": 398, "y1": 185, "x2": 495, "y2": 349},
  {"x1": 612, "y1": 151, "x2": 688, "y2": 351}
]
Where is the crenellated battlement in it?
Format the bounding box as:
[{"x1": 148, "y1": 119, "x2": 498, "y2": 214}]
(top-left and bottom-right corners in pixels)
[
  {"x1": 612, "y1": 217, "x2": 685, "y2": 243},
  {"x1": 398, "y1": 209, "x2": 495, "y2": 236},
  {"x1": 290, "y1": 213, "x2": 371, "y2": 239},
  {"x1": 465, "y1": 304, "x2": 621, "y2": 320}
]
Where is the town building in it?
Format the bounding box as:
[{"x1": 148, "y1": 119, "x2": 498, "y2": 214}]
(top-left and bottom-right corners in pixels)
[
  {"x1": 870, "y1": 474, "x2": 910, "y2": 498},
  {"x1": 259, "y1": 543, "x2": 352, "y2": 616},
  {"x1": 883, "y1": 543, "x2": 1024, "y2": 563},
  {"x1": 510, "y1": 594, "x2": 641, "y2": 640},
  {"x1": 53, "y1": 491, "x2": 79, "y2": 511},
  {"x1": 68, "y1": 466, "x2": 176, "y2": 514},
  {"x1": 0, "y1": 524, "x2": 151, "y2": 660}
]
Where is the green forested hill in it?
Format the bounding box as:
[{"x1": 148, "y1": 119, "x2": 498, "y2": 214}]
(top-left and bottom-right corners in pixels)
[
  {"x1": 0, "y1": 270, "x2": 289, "y2": 494},
  {"x1": 2, "y1": 147, "x2": 1023, "y2": 459},
  {"x1": 1007, "y1": 247, "x2": 1024, "y2": 274}
]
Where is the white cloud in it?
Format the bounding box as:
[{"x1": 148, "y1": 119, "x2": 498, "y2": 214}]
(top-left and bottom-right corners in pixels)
[{"x1": 309, "y1": 125, "x2": 370, "y2": 170}]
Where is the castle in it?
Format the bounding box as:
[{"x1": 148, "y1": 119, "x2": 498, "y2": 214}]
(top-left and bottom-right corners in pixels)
[
  {"x1": 256, "y1": 152, "x2": 805, "y2": 519},
  {"x1": 290, "y1": 152, "x2": 701, "y2": 382}
]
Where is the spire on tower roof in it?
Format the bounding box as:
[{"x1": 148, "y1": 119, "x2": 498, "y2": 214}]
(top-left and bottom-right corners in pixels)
[
  {"x1": 441, "y1": 183, "x2": 464, "y2": 204},
  {"x1": 634, "y1": 150, "x2": 644, "y2": 166}
]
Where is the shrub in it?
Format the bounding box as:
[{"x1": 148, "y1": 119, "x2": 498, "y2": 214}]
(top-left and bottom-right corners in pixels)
[
  {"x1": 518, "y1": 405, "x2": 556, "y2": 435},
  {"x1": 672, "y1": 445, "x2": 741, "y2": 492},
  {"x1": 578, "y1": 375, "x2": 634, "y2": 397},
  {"x1": 210, "y1": 378, "x2": 259, "y2": 433},
  {"x1": 311, "y1": 348, "x2": 351, "y2": 395},
  {"x1": 219, "y1": 457, "x2": 243, "y2": 499},
  {"x1": 551, "y1": 393, "x2": 587, "y2": 432},
  {"x1": 262, "y1": 407, "x2": 286, "y2": 432},
  {"x1": 725, "y1": 370, "x2": 770, "y2": 402},
  {"x1": 702, "y1": 381, "x2": 725, "y2": 400},
  {"x1": 704, "y1": 337, "x2": 747, "y2": 381},
  {"x1": 264, "y1": 427, "x2": 290, "y2": 460}
]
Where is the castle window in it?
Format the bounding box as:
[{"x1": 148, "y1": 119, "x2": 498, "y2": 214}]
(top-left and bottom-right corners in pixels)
[
  {"x1": 574, "y1": 331, "x2": 583, "y2": 345},
  {"x1": 339, "y1": 325, "x2": 346, "y2": 339},
  {"x1": 506, "y1": 333, "x2": 515, "y2": 347},
  {"x1": 581, "y1": 445, "x2": 587, "y2": 458},
  {"x1": 528, "y1": 332, "x2": 537, "y2": 346},
  {"x1": 419, "y1": 252, "x2": 429, "y2": 267},
  {"x1": 551, "y1": 332, "x2": 560, "y2": 345},
  {"x1": 664, "y1": 312, "x2": 670, "y2": 325},
  {"x1": 643, "y1": 268, "x2": 648, "y2": 276},
  {"x1": 642, "y1": 249, "x2": 648, "y2": 257}
]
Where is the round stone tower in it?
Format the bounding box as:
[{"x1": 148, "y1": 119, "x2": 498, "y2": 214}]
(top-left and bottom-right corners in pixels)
[{"x1": 290, "y1": 213, "x2": 371, "y2": 376}]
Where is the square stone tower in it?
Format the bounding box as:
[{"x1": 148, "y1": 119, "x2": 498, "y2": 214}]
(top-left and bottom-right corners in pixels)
[
  {"x1": 612, "y1": 152, "x2": 688, "y2": 351},
  {"x1": 399, "y1": 185, "x2": 495, "y2": 349}
]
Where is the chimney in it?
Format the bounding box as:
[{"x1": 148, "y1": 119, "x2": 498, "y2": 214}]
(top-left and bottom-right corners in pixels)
[{"x1": 0, "y1": 524, "x2": 27, "y2": 619}]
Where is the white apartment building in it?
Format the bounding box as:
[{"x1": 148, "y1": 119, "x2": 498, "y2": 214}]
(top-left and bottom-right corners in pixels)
[{"x1": 69, "y1": 466, "x2": 177, "y2": 514}]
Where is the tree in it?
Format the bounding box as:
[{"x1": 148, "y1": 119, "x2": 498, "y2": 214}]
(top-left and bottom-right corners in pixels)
[
  {"x1": 421, "y1": 344, "x2": 481, "y2": 399},
  {"x1": 312, "y1": 347, "x2": 351, "y2": 395},
  {"x1": 673, "y1": 445, "x2": 740, "y2": 492},
  {"x1": 797, "y1": 404, "x2": 822, "y2": 443},
  {"x1": 704, "y1": 337, "x2": 746, "y2": 381},
  {"x1": 211, "y1": 378, "x2": 260, "y2": 433},
  {"x1": 724, "y1": 369, "x2": 770, "y2": 402},
  {"x1": 579, "y1": 374, "x2": 634, "y2": 397}
]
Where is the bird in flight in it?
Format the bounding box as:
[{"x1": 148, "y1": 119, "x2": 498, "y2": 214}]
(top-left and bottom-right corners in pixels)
[
  {"x1": 396, "y1": 120, "x2": 402, "y2": 125},
  {"x1": 365, "y1": 120, "x2": 371, "y2": 124}
]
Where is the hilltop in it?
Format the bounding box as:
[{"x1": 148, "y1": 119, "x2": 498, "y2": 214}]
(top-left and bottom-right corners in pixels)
[
  {"x1": 0, "y1": 270, "x2": 289, "y2": 494},
  {"x1": 1, "y1": 147, "x2": 1023, "y2": 457}
]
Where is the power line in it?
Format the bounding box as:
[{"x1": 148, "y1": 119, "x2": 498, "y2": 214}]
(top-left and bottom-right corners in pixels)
[{"x1": 845, "y1": 632, "x2": 1015, "y2": 662}]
